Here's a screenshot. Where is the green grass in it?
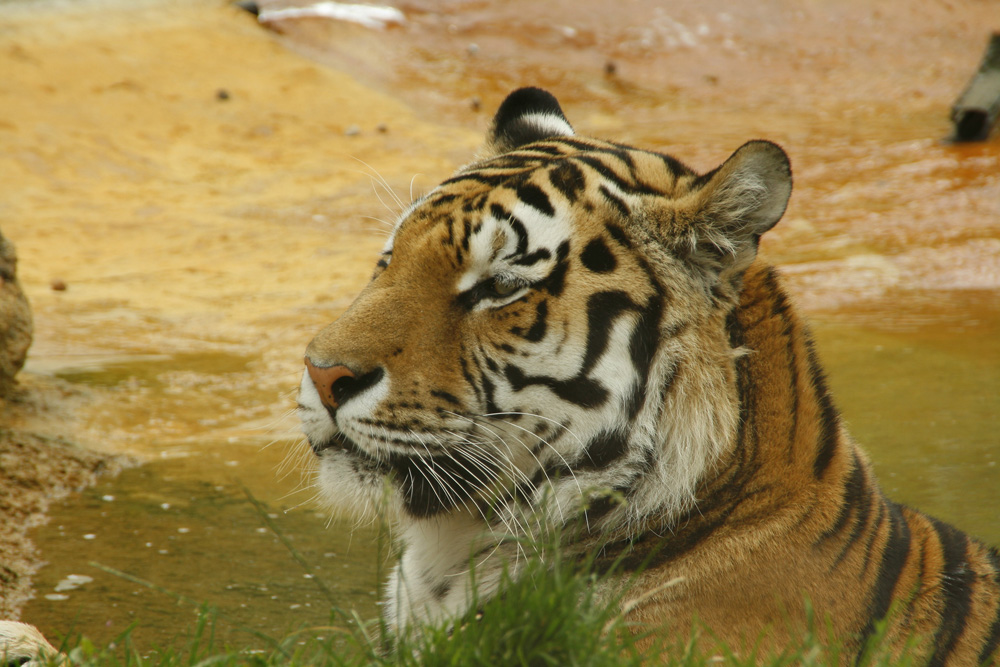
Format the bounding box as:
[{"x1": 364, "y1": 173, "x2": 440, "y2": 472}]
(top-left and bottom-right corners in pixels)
[
  {"x1": 25, "y1": 493, "x2": 931, "y2": 666},
  {"x1": 36, "y1": 540, "x2": 928, "y2": 667}
]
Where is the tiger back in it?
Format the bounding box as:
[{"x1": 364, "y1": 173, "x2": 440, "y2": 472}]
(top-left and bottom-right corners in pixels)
[{"x1": 297, "y1": 87, "x2": 1000, "y2": 664}]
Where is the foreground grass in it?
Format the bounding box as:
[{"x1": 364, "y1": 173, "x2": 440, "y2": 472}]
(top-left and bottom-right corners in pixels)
[
  {"x1": 29, "y1": 494, "x2": 925, "y2": 666},
  {"x1": 37, "y1": 548, "x2": 923, "y2": 667}
]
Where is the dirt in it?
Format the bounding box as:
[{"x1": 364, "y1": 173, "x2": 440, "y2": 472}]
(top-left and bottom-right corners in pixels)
[{"x1": 1, "y1": 0, "x2": 997, "y2": 624}]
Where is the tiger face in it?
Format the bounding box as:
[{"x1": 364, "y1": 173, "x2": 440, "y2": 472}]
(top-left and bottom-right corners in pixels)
[{"x1": 298, "y1": 88, "x2": 790, "y2": 533}]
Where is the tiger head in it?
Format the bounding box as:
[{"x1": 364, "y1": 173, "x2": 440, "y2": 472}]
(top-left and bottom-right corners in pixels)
[{"x1": 298, "y1": 87, "x2": 791, "y2": 534}]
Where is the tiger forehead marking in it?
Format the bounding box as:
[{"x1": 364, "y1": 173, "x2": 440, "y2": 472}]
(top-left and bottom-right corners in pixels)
[{"x1": 298, "y1": 87, "x2": 1000, "y2": 662}]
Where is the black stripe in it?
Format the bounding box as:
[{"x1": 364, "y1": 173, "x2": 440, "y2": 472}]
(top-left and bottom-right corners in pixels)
[
  {"x1": 576, "y1": 155, "x2": 632, "y2": 192},
  {"x1": 652, "y1": 150, "x2": 692, "y2": 177},
  {"x1": 804, "y1": 334, "x2": 840, "y2": 478},
  {"x1": 443, "y1": 216, "x2": 456, "y2": 247},
  {"x1": 503, "y1": 363, "x2": 608, "y2": 408},
  {"x1": 481, "y1": 372, "x2": 500, "y2": 415},
  {"x1": 583, "y1": 155, "x2": 661, "y2": 196},
  {"x1": 554, "y1": 142, "x2": 663, "y2": 194},
  {"x1": 462, "y1": 193, "x2": 489, "y2": 213},
  {"x1": 516, "y1": 143, "x2": 569, "y2": 157},
  {"x1": 726, "y1": 307, "x2": 745, "y2": 348},
  {"x1": 524, "y1": 300, "x2": 548, "y2": 342},
  {"x1": 511, "y1": 247, "x2": 551, "y2": 266},
  {"x1": 581, "y1": 290, "x2": 636, "y2": 375},
  {"x1": 480, "y1": 155, "x2": 546, "y2": 172},
  {"x1": 547, "y1": 160, "x2": 586, "y2": 201},
  {"x1": 577, "y1": 430, "x2": 630, "y2": 470},
  {"x1": 515, "y1": 182, "x2": 555, "y2": 216},
  {"x1": 506, "y1": 217, "x2": 529, "y2": 256},
  {"x1": 927, "y1": 518, "x2": 975, "y2": 667},
  {"x1": 601, "y1": 510, "x2": 726, "y2": 574},
  {"x1": 855, "y1": 500, "x2": 912, "y2": 658},
  {"x1": 858, "y1": 500, "x2": 887, "y2": 575},
  {"x1": 600, "y1": 185, "x2": 630, "y2": 219},
  {"x1": 979, "y1": 547, "x2": 1000, "y2": 665},
  {"x1": 583, "y1": 493, "x2": 623, "y2": 524},
  {"x1": 441, "y1": 172, "x2": 511, "y2": 188},
  {"x1": 785, "y1": 335, "x2": 800, "y2": 460},
  {"x1": 431, "y1": 193, "x2": 459, "y2": 206},
  {"x1": 765, "y1": 268, "x2": 795, "y2": 320},
  {"x1": 540, "y1": 241, "x2": 570, "y2": 297},
  {"x1": 831, "y1": 462, "x2": 874, "y2": 568},
  {"x1": 548, "y1": 136, "x2": 608, "y2": 153},
  {"x1": 606, "y1": 222, "x2": 632, "y2": 248},
  {"x1": 625, "y1": 291, "x2": 666, "y2": 421},
  {"x1": 461, "y1": 219, "x2": 472, "y2": 252},
  {"x1": 458, "y1": 352, "x2": 482, "y2": 405},
  {"x1": 815, "y1": 455, "x2": 865, "y2": 546},
  {"x1": 430, "y1": 390, "x2": 461, "y2": 406},
  {"x1": 391, "y1": 448, "x2": 500, "y2": 518},
  {"x1": 511, "y1": 300, "x2": 548, "y2": 342},
  {"x1": 431, "y1": 578, "x2": 452, "y2": 601}
]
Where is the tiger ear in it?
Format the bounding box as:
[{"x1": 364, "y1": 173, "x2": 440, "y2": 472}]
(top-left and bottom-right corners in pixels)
[
  {"x1": 674, "y1": 140, "x2": 792, "y2": 275},
  {"x1": 483, "y1": 87, "x2": 574, "y2": 157}
]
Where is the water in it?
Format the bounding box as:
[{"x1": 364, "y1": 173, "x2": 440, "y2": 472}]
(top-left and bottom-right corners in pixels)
[
  {"x1": 813, "y1": 311, "x2": 1000, "y2": 546},
  {"x1": 26, "y1": 460, "x2": 383, "y2": 650},
  {"x1": 22, "y1": 356, "x2": 383, "y2": 649},
  {"x1": 7, "y1": 0, "x2": 998, "y2": 652}
]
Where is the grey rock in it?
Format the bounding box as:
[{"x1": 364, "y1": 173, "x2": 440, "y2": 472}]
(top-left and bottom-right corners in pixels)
[{"x1": 0, "y1": 228, "x2": 33, "y2": 396}]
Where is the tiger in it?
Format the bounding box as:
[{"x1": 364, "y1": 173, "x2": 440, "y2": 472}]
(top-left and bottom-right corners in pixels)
[{"x1": 296, "y1": 87, "x2": 1000, "y2": 663}]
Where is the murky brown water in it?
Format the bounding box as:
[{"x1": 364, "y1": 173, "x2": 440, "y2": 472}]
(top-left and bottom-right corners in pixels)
[
  {"x1": 20, "y1": 353, "x2": 385, "y2": 649},
  {"x1": 3, "y1": 0, "x2": 998, "y2": 651}
]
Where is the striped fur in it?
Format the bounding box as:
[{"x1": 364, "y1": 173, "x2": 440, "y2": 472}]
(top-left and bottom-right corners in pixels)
[{"x1": 298, "y1": 88, "x2": 1000, "y2": 662}]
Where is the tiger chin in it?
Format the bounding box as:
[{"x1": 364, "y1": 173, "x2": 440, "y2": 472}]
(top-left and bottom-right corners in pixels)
[{"x1": 296, "y1": 87, "x2": 1000, "y2": 664}]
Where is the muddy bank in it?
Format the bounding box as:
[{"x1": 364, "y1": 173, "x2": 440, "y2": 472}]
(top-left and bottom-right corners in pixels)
[
  {"x1": 2, "y1": 201, "x2": 126, "y2": 619},
  {"x1": 0, "y1": 377, "x2": 129, "y2": 619}
]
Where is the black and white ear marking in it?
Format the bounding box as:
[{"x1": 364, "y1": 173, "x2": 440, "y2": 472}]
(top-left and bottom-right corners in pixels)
[{"x1": 484, "y1": 87, "x2": 575, "y2": 156}]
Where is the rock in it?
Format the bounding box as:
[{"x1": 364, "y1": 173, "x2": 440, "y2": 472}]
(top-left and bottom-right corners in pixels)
[{"x1": 0, "y1": 228, "x2": 32, "y2": 397}]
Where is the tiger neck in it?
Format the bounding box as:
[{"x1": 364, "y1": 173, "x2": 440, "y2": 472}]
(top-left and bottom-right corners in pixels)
[
  {"x1": 590, "y1": 261, "x2": 856, "y2": 570},
  {"x1": 684, "y1": 260, "x2": 852, "y2": 532}
]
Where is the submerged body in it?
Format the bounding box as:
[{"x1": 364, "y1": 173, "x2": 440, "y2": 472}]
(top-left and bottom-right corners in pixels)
[{"x1": 297, "y1": 88, "x2": 1000, "y2": 663}]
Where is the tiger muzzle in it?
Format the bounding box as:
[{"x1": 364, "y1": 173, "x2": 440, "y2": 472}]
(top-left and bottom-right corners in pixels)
[{"x1": 304, "y1": 358, "x2": 385, "y2": 411}]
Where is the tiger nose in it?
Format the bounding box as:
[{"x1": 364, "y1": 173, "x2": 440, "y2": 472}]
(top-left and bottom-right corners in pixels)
[{"x1": 304, "y1": 358, "x2": 356, "y2": 410}]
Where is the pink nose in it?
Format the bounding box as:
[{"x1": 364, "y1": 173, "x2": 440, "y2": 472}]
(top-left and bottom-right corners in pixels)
[{"x1": 305, "y1": 358, "x2": 356, "y2": 409}]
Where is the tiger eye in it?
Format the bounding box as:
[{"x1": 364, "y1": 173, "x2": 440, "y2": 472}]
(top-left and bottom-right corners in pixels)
[{"x1": 492, "y1": 278, "x2": 520, "y2": 297}]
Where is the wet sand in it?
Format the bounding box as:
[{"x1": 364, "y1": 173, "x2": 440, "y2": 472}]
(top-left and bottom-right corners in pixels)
[{"x1": 1, "y1": 0, "x2": 998, "y2": 636}]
